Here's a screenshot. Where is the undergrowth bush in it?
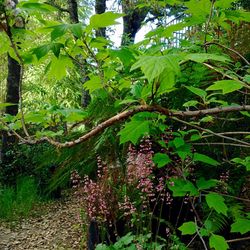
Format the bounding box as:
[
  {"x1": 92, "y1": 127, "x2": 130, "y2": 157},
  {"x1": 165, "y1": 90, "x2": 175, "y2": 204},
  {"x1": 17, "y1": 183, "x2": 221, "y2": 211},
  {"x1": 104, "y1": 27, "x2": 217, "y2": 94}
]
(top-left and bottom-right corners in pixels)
[{"x1": 0, "y1": 176, "x2": 39, "y2": 221}]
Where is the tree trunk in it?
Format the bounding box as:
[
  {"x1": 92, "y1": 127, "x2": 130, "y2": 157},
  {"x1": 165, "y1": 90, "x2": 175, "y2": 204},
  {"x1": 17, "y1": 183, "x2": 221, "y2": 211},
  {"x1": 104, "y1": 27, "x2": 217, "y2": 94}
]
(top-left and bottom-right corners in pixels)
[
  {"x1": 67, "y1": 0, "x2": 79, "y2": 23},
  {"x1": 121, "y1": 1, "x2": 148, "y2": 46},
  {"x1": 95, "y1": 0, "x2": 106, "y2": 37},
  {"x1": 67, "y1": 0, "x2": 90, "y2": 107}
]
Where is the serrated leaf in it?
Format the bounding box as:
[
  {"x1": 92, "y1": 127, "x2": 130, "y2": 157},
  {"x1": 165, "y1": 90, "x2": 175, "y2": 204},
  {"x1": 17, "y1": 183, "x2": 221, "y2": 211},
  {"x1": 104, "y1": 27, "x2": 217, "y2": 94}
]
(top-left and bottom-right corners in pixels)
[
  {"x1": 206, "y1": 80, "x2": 243, "y2": 94},
  {"x1": 153, "y1": 153, "x2": 171, "y2": 168},
  {"x1": 231, "y1": 218, "x2": 250, "y2": 234},
  {"x1": 168, "y1": 178, "x2": 198, "y2": 197},
  {"x1": 131, "y1": 55, "x2": 180, "y2": 83},
  {"x1": 118, "y1": 120, "x2": 150, "y2": 145},
  {"x1": 89, "y1": 12, "x2": 124, "y2": 28},
  {"x1": 193, "y1": 153, "x2": 219, "y2": 166},
  {"x1": 206, "y1": 193, "x2": 228, "y2": 215},
  {"x1": 173, "y1": 137, "x2": 185, "y2": 148},
  {"x1": 186, "y1": 86, "x2": 207, "y2": 99},
  {"x1": 83, "y1": 75, "x2": 102, "y2": 93},
  {"x1": 209, "y1": 234, "x2": 229, "y2": 250},
  {"x1": 178, "y1": 221, "x2": 196, "y2": 235},
  {"x1": 196, "y1": 178, "x2": 217, "y2": 190},
  {"x1": 47, "y1": 55, "x2": 73, "y2": 80}
]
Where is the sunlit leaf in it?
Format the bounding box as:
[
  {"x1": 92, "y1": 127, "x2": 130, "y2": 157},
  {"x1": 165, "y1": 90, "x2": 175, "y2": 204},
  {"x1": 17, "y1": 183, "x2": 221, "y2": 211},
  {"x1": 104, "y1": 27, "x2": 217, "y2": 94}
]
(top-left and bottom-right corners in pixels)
[
  {"x1": 206, "y1": 193, "x2": 228, "y2": 215},
  {"x1": 209, "y1": 234, "x2": 229, "y2": 250},
  {"x1": 206, "y1": 80, "x2": 243, "y2": 94},
  {"x1": 178, "y1": 221, "x2": 196, "y2": 235}
]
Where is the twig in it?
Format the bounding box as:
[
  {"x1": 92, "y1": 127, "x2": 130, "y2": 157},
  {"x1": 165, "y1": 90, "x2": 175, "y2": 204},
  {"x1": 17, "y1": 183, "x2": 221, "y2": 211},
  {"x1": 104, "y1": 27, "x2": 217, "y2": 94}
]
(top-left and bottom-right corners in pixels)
[
  {"x1": 172, "y1": 117, "x2": 250, "y2": 147},
  {"x1": 191, "y1": 142, "x2": 250, "y2": 148},
  {"x1": 204, "y1": 42, "x2": 250, "y2": 65},
  {"x1": 203, "y1": 63, "x2": 250, "y2": 89},
  {"x1": 227, "y1": 236, "x2": 250, "y2": 243},
  {"x1": 202, "y1": 191, "x2": 250, "y2": 203},
  {"x1": 204, "y1": 0, "x2": 215, "y2": 51},
  {"x1": 194, "y1": 217, "x2": 208, "y2": 250}
]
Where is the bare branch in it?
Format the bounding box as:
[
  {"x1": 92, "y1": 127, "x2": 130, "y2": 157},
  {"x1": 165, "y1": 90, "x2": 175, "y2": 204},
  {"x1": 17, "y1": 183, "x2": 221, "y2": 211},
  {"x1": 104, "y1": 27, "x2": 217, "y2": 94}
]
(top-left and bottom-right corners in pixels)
[
  {"x1": 204, "y1": 42, "x2": 250, "y2": 65},
  {"x1": 203, "y1": 63, "x2": 250, "y2": 90}
]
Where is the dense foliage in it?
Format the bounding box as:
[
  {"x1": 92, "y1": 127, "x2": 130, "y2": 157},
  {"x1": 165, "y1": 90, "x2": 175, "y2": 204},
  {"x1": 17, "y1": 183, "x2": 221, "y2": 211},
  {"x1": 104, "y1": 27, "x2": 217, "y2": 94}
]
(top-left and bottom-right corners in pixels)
[{"x1": 0, "y1": 0, "x2": 249, "y2": 249}]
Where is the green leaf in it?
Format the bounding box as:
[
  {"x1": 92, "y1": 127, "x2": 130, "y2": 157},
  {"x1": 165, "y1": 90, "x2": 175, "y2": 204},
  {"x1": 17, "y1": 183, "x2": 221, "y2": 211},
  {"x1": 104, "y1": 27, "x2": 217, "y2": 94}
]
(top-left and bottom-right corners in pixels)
[
  {"x1": 178, "y1": 221, "x2": 196, "y2": 235},
  {"x1": 89, "y1": 12, "x2": 124, "y2": 28},
  {"x1": 173, "y1": 137, "x2": 185, "y2": 148},
  {"x1": 168, "y1": 178, "x2": 198, "y2": 197},
  {"x1": 209, "y1": 234, "x2": 229, "y2": 250},
  {"x1": 50, "y1": 43, "x2": 64, "y2": 58},
  {"x1": 32, "y1": 44, "x2": 52, "y2": 60},
  {"x1": 185, "y1": 53, "x2": 230, "y2": 63},
  {"x1": 0, "y1": 103, "x2": 16, "y2": 110},
  {"x1": 118, "y1": 120, "x2": 150, "y2": 145},
  {"x1": 49, "y1": 24, "x2": 68, "y2": 41},
  {"x1": 231, "y1": 157, "x2": 250, "y2": 171},
  {"x1": 131, "y1": 55, "x2": 180, "y2": 83},
  {"x1": 47, "y1": 55, "x2": 73, "y2": 80},
  {"x1": 196, "y1": 178, "x2": 217, "y2": 190},
  {"x1": 153, "y1": 153, "x2": 171, "y2": 168},
  {"x1": 185, "y1": 86, "x2": 207, "y2": 99},
  {"x1": 20, "y1": 2, "x2": 57, "y2": 13},
  {"x1": 190, "y1": 133, "x2": 201, "y2": 141},
  {"x1": 183, "y1": 100, "x2": 199, "y2": 107},
  {"x1": 83, "y1": 75, "x2": 102, "y2": 93},
  {"x1": 69, "y1": 23, "x2": 83, "y2": 38},
  {"x1": 206, "y1": 193, "x2": 228, "y2": 216},
  {"x1": 206, "y1": 80, "x2": 243, "y2": 94},
  {"x1": 193, "y1": 153, "x2": 219, "y2": 166},
  {"x1": 231, "y1": 218, "x2": 250, "y2": 234}
]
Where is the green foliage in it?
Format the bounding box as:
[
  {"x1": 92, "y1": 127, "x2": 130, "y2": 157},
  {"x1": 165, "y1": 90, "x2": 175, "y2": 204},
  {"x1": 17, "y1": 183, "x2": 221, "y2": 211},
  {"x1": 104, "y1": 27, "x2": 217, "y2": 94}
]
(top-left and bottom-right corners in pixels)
[{"x1": 0, "y1": 176, "x2": 38, "y2": 221}]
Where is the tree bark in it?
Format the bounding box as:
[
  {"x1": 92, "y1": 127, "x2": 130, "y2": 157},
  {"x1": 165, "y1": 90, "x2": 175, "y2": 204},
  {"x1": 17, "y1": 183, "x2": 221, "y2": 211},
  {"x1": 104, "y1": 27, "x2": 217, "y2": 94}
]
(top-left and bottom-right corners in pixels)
[
  {"x1": 67, "y1": 0, "x2": 79, "y2": 23},
  {"x1": 95, "y1": 0, "x2": 106, "y2": 37},
  {"x1": 67, "y1": 0, "x2": 91, "y2": 107},
  {"x1": 121, "y1": 1, "x2": 148, "y2": 45}
]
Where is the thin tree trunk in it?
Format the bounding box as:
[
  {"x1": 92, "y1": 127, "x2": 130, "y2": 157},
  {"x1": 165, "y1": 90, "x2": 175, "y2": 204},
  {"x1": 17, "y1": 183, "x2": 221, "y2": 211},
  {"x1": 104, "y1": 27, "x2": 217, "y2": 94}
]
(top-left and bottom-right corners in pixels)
[{"x1": 67, "y1": 0, "x2": 91, "y2": 107}]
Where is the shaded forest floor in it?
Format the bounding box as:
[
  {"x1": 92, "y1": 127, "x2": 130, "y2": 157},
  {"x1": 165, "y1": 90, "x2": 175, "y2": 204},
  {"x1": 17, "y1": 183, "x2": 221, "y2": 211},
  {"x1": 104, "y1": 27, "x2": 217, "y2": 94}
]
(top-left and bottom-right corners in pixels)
[{"x1": 0, "y1": 194, "x2": 84, "y2": 249}]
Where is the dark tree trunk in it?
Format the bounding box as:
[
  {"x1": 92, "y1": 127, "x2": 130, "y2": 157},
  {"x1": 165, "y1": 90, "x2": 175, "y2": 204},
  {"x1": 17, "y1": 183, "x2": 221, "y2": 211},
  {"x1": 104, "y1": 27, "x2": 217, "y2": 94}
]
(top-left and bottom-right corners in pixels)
[
  {"x1": 95, "y1": 0, "x2": 106, "y2": 37},
  {"x1": 0, "y1": 55, "x2": 21, "y2": 164},
  {"x1": 67, "y1": 0, "x2": 90, "y2": 107},
  {"x1": 67, "y1": 0, "x2": 79, "y2": 23},
  {"x1": 5, "y1": 55, "x2": 21, "y2": 115},
  {"x1": 121, "y1": 1, "x2": 148, "y2": 46}
]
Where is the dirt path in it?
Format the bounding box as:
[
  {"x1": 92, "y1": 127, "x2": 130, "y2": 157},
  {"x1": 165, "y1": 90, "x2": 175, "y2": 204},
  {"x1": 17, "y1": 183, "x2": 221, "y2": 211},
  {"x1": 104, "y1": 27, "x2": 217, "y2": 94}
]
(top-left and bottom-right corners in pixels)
[{"x1": 0, "y1": 196, "x2": 85, "y2": 250}]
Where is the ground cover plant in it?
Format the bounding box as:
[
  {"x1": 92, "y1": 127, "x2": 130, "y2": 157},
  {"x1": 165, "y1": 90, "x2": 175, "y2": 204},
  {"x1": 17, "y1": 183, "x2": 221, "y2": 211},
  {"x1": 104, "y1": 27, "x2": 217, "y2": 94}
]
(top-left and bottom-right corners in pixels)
[{"x1": 0, "y1": 0, "x2": 250, "y2": 249}]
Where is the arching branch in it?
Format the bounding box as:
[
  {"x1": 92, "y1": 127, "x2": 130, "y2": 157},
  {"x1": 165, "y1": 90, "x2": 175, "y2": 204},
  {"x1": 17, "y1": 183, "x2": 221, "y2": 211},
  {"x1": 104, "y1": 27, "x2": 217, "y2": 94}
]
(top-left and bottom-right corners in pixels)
[{"x1": 3, "y1": 104, "x2": 250, "y2": 148}]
